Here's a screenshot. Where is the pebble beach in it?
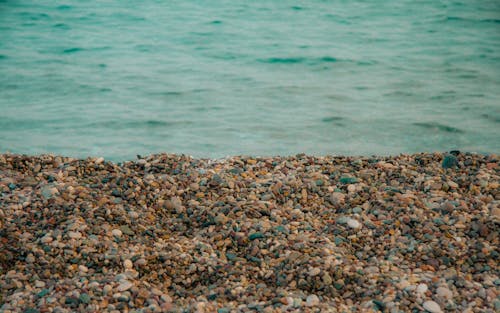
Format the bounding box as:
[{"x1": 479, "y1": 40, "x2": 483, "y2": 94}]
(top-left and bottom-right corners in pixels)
[{"x1": 0, "y1": 152, "x2": 498, "y2": 312}]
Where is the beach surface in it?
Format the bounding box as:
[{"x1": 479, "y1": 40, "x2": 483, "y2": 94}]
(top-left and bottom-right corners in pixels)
[{"x1": 0, "y1": 152, "x2": 498, "y2": 312}]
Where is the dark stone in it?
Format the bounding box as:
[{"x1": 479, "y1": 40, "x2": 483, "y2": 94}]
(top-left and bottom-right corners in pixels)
[
  {"x1": 248, "y1": 232, "x2": 264, "y2": 240},
  {"x1": 207, "y1": 293, "x2": 217, "y2": 300},
  {"x1": 37, "y1": 289, "x2": 50, "y2": 298},
  {"x1": 442, "y1": 154, "x2": 458, "y2": 169},
  {"x1": 79, "y1": 293, "x2": 91, "y2": 304},
  {"x1": 65, "y1": 297, "x2": 79, "y2": 307},
  {"x1": 373, "y1": 300, "x2": 386, "y2": 310},
  {"x1": 340, "y1": 177, "x2": 358, "y2": 184}
]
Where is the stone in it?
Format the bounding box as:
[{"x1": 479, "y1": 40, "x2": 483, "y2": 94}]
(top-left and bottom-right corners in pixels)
[
  {"x1": 111, "y1": 229, "x2": 122, "y2": 237},
  {"x1": 117, "y1": 281, "x2": 133, "y2": 291},
  {"x1": 120, "y1": 225, "x2": 134, "y2": 235},
  {"x1": 416, "y1": 283, "x2": 428, "y2": 294},
  {"x1": 423, "y1": 300, "x2": 442, "y2": 313},
  {"x1": 436, "y1": 287, "x2": 453, "y2": 300},
  {"x1": 347, "y1": 218, "x2": 361, "y2": 229},
  {"x1": 306, "y1": 294, "x2": 320, "y2": 307},
  {"x1": 78, "y1": 265, "x2": 88, "y2": 272},
  {"x1": 68, "y1": 231, "x2": 82, "y2": 239},
  {"x1": 442, "y1": 154, "x2": 458, "y2": 169},
  {"x1": 123, "y1": 259, "x2": 133, "y2": 269},
  {"x1": 79, "y1": 293, "x2": 91, "y2": 304}
]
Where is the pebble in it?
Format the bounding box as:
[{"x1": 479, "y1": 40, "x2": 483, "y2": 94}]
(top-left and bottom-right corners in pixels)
[
  {"x1": 67, "y1": 231, "x2": 82, "y2": 240},
  {"x1": 423, "y1": 300, "x2": 442, "y2": 313},
  {"x1": 347, "y1": 218, "x2": 361, "y2": 229},
  {"x1": 306, "y1": 294, "x2": 320, "y2": 307},
  {"x1": 123, "y1": 259, "x2": 133, "y2": 269},
  {"x1": 117, "y1": 281, "x2": 133, "y2": 292},
  {"x1": 416, "y1": 283, "x2": 428, "y2": 294},
  {"x1": 0, "y1": 152, "x2": 497, "y2": 311},
  {"x1": 436, "y1": 287, "x2": 453, "y2": 300}
]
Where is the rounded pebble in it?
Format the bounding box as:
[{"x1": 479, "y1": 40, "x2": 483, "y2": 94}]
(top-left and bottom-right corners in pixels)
[{"x1": 423, "y1": 300, "x2": 442, "y2": 313}]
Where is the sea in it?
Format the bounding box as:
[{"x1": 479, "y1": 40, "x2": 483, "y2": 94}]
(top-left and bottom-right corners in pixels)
[{"x1": 1, "y1": 0, "x2": 499, "y2": 161}]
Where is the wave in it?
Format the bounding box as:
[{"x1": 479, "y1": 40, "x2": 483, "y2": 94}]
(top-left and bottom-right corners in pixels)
[
  {"x1": 258, "y1": 56, "x2": 339, "y2": 65},
  {"x1": 412, "y1": 122, "x2": 465, "y2": 133},
  {"x1": 84, "y1": 120, "x2": 194, "y2": 130}
]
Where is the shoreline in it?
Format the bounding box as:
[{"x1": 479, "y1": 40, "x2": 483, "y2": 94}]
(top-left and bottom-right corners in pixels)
[{"x1": 1, "y1": 152, "x2": 498, "y2": 312}]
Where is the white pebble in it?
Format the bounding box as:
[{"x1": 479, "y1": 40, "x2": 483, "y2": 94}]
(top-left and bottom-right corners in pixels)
[
  {"x1": 436, "y1": 286, "x2": 453, "y2": 300},
  {"x1": 111, "y1": 229, "x2": 122, "y2": 237},
  {"x1": 41, "y1": 236, "x2": 53, "y2": 244},
  {"x1": 78, "y1": 265, "x2": 88, "y2": 272},
  {"x1": 347, "y1": 184, "x2": 356, "y2": 193},
  {"x1": 123, "y1": 259, "x2": 133, "y2": 270},
  {"x1": 423, "y1": 300, "x2": 442, "y2": 313},
  {"x1": 95, "y1": 157, "x2": 104, "y2": 164},
  {"x1": 117, "y1": 280, "x2": 133, "y2": 291},
  {"x1": 67, "y1": 231, "x2": 82, "y2": 239},
  {"x1": 34, "y1": 280, "x2": 45, "y2": 288},
  {"x1": 306, "y1": 294, "x2": 320, "y2": 307},
  {"x1": 416, "y1": 283, "x2": 428, "y2": 294},
  {"x1": 347, "y1": 218, "x2": 362, "y2": 229},
  {"x1": 308, "y1": 267, "x2": 321, "y2": 276}
]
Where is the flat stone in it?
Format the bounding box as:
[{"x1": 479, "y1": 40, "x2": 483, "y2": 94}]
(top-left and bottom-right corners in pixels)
[
  {"x1": 68, "y1": 231, "x2": 82, "y2": 239},
  {"x1": 423, "y1": 300, "x2": 442, "y2": 313},
  {"x1": 347, "y1": 218, "x2": 362, "y2": 229},
  {"x1": 120, "y1": 225, "x2": 134, "y2": 236},
  {"x1": 436, "y1": 287, "x2": 453, "y2": 300},
  {"x1": 117, "y1": 281, "x2": 133, "y2": 291},
  {"x1": 306, "y1": 294, "x2": 320, "y2": 307},
  {"x1": 111, "y1": 229, "x2": 122, "y2": 237}
]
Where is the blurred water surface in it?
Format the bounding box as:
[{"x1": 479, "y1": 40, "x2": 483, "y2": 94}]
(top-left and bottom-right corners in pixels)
[{"x1": 1, "y1": 0, "x2": 499, "y2": 160}]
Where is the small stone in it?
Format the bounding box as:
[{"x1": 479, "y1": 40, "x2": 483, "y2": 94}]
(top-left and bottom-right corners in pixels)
[
  {"x1": 340, "y1": 177, "x2": 358, "y2": 184},
  {"x1": 347, "y1": 218, "x2": 361, "y2": 229},
  {"x1": 416, "y1": 283, "x2": 428, "y2": 294},
  {"x1": 34, "y1": 280, "x2": 45, "y2": 288},
  {"x1": 306, "y1": 294, "x2": 320, "y2": 307},
  {"x1": 79, "y1": 293, "x2": 91, "y2": 304},
  {"x1": 322, "y1": 273, "x2": 333, "y2": 285},
  {"x1": 436, "y1": 287, "x2": 453, "y2": 300},
  {"x1": 111, "y1": 229, "x2": 122, "y2": 237},
  {"x1": 308, "y1": 268, "x2": 321, "y2": 276},
  {"x1": 103, "y1": 284, "x2": 113, "y2": 295},
  {"x1": 68, "y1": 231, "x2": 82, "y2": 239},
  {"x1": 330, "y1": 192, "x2": 345, "y2": 205},
  {"x1": 120, "y1": 225, "x2": 134, "y2": 236},
  {"x1": 248, "y1": 232, "x2": 264, "y2": 240},
  {"x1": 214, "y1": 213, "x2": 227, "y2": 225},
  {"x1": 40, "y1": 236, "x2": 53, "y2": 244},
  {"x1": 123, "y1": 259, "x2": 133, "y2": 269},
  {"x1": 79, "y1": 265, "x2": 88, "y2": 272},
  {"x1": 423, "y1": 300, "x2": 442, "y2": 313},
  {"x1": 95, "y1": 157, "x2": 105, "y2": 164},
  {"x1": 442, "y1": 154, "x2": 458, "y2": 169},
  {"x1": 347, "y1": 184, "x2": 356, "y2": 193},
  {"x1": 117, "y1": 281, "x2": 133, "y2": 291}
]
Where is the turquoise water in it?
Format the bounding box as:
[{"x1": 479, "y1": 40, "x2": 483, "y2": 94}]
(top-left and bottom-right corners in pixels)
[{"x1": 1, "y1": 1, "x2": 499, "y2": 161}]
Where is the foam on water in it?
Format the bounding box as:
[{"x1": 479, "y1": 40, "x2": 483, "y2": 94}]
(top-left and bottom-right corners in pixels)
[{"x1": 0, "y1": 0, "x2": 499, "y2": 160}]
